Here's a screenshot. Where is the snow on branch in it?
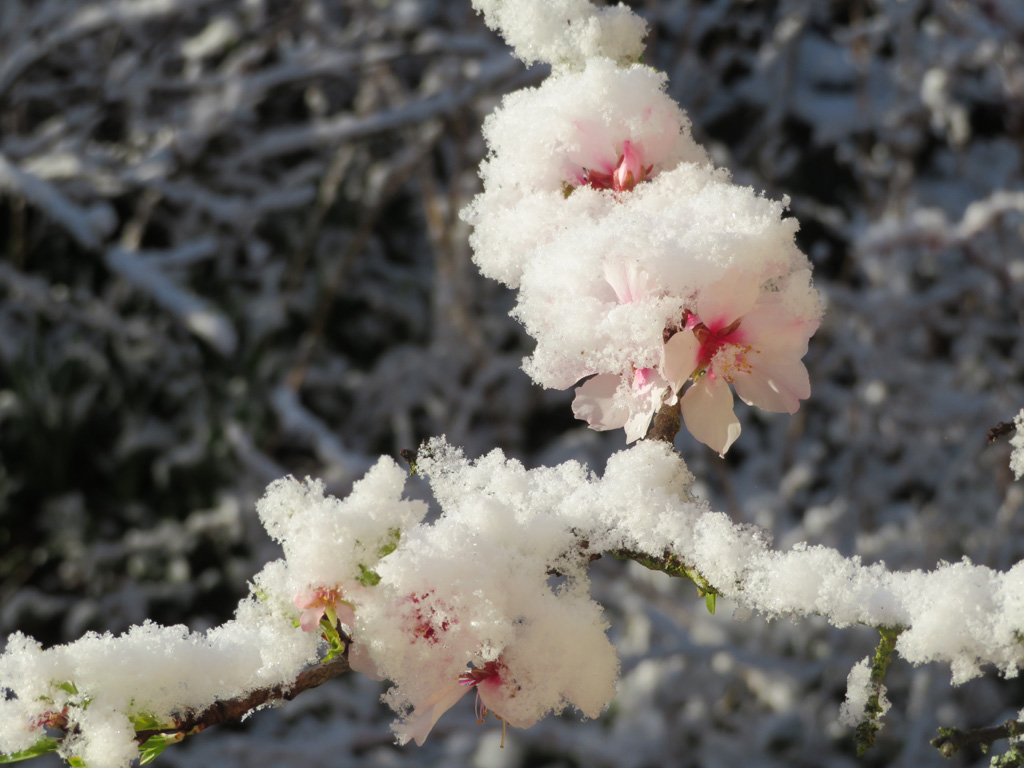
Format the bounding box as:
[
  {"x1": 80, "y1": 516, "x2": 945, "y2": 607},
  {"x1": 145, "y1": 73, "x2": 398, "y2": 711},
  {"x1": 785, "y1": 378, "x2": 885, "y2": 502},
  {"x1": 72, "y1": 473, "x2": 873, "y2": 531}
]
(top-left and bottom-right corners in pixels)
[
  {"x1": 4, "y1": 439, "x2": 1024, "y2": 767},
  {"x1": 0, "y1": 0, "x2": 218, "y2": 97},
  {"x1": 0, "y1": 153, "x2": 115, "y2": 250},
  {"x1": 1012, "y1": 410, "x2": 1024, "y2": 481},
  {"x1": 104, "y1": 246, "x2": 238, "y2": 356},
  {"x1": 238, "y1": 55, "x2": 525, "y2": 164}
]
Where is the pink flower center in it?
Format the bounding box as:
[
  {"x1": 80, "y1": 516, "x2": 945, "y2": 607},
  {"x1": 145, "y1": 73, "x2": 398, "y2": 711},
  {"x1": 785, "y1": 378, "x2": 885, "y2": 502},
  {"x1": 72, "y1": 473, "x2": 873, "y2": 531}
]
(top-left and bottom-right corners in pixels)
[
  {"x1": 300, "y1": 586, "x2": 342, "y2": 610},
  {"x1": 579, "y1": 141, "x2": 654, "y2": 193},
  {"x1": 459, "y1": 661, "x2": 505, "y2": 724},
  {"x1": 633, "y1": 366, "x2": 656, "y2": 392},
  {"x1": 688, "y1": 316, "x2": 752, "y2": 382},
  {"x1": 459, "y1": 660, "x2": 502, "y2": 688},
  {"x1": 407, "y1": 591, "x2": 454, "y2": 644}
]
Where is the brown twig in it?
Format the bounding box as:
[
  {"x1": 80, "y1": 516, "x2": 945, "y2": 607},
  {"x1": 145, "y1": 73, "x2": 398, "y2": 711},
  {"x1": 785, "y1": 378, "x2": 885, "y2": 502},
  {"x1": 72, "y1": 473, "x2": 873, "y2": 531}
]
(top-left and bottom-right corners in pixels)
[
  {"x1": 133, "y1": 655, "x2": 352, "y2": 744},
  {"x1": 644, "y1": 400, "x2": 682, "y2": 444},
  {"x1": 931, "y1": 719, "x2": 1024, "y2": 758},
  {"x1": 988, "y1": 421, "x2": 1017, "y2": 444}
]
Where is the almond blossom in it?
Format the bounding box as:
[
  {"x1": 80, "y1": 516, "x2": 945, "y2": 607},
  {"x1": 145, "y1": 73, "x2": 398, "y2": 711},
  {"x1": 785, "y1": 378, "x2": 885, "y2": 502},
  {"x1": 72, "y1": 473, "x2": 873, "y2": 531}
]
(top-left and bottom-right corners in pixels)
[
  {"x1": 464, "y1": 57, "x2": 708, "y2": 288},
  {"x1": 393, "y1": 659, "x2": 530, "y2": 746},
  {"x1": 662, "y1": 272, "x2": 819, "y2": 456},
  {"x1": 292, "y1": 585, "x2": 355, "y2": 633},
  {"x1": 571, "y1": 261, "x2": 674, "y2": 442},
  {"x1": 572, "y1": 138, "x2": 654, "y2": 193},
  {"x1": 572, "y1": 367, "x2": 672, "y2": 443}
]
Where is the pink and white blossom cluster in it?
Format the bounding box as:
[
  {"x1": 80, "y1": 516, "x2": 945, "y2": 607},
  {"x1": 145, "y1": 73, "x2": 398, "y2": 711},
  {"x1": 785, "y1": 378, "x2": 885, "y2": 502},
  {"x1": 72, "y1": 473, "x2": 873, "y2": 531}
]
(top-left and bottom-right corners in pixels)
[
  {"x1": 256, "y1": 444, "x2": 624, "y2": 747},
  {"x1": 463, "y1": 8, "x2": 822, "y2": 454},
  {"x1": 6, "y1": 438, "x2": 1024, "y2": 764}
]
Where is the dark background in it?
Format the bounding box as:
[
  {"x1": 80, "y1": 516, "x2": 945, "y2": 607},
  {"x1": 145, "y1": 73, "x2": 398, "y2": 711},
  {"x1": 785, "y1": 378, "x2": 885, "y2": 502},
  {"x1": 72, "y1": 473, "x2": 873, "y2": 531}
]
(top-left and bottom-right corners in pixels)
[{"x1": 1, "y1": 1, "x2": 1023, "y2": 766}]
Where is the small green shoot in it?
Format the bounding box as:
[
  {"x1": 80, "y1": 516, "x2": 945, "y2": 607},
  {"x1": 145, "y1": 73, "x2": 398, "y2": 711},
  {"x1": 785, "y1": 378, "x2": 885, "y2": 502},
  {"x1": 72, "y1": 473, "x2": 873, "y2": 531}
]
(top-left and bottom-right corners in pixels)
[{"x1": 0, "y1": 737, "x2": 60, "y2": 764}]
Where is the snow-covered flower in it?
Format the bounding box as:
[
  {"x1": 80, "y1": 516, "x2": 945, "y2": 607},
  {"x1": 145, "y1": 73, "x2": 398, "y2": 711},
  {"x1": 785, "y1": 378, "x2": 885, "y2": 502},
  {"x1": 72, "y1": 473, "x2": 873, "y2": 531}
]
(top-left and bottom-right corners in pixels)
[
  {"x1": 292, "y1": 585, "x2": 354, "y2": 633},
  {"x1": 572, "y1": 261, "x2": 674, "y2": 441},
  {"x1": 464, "y1": 58, "x2": 708, "y2": 287},
  {"x1": 573, "y1": 366, "x2": 673, "y2": 443},
  {"x1": 573, "y1": 138, "x2": 654, "y2": 193},
  {"x1": 663, "y1": 272, "x2": 819, "y2": 455}
]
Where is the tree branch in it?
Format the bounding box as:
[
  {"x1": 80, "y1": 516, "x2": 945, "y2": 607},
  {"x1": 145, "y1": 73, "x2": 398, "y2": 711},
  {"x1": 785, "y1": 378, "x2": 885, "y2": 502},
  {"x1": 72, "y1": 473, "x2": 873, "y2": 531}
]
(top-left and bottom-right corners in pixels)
[
  {"x1": 988, "y1": 420, "x2": 1017, "y2": 443},
  {"x1": 644, "y1": 400, "x2": 682, "y2": 444},
  {"x1": 133, "y1": 655, "x2": 352, "y2": 743},
  {"x1": 609, "y1": 547, "x2": 719, "y2": 604},
  {"x1": 855, "y1": 626, "x2": 901, "y2": 755},
  {"x1": 932, "y1": 719, "x2": 1024, "y2": 759}
]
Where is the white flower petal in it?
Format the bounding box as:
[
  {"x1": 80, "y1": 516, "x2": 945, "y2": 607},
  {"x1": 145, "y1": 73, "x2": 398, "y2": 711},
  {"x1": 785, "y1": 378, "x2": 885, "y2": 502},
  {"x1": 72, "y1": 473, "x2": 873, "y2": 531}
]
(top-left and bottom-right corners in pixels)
[
  {"x1": 393, "y1": 680, "x2": 472, "y2": 746},
  {"x1": 738, "y1": 302, "x2": 818, "y2": 357},
  {"x1": 733, "y1": 357, "x2": 811, "y2": 414},
  {"x1": 572, "y1": 374, "x2": 629, "y2": 431},
  {"x1": 680, "y1": 376, "x2": 741, "y2": 456},
  {"x1": 603, "y1": 260, "x2": 649, "y2": 304},
  {"x1": 623, "y1": 408, "x2": 655, "y2": 443},
  {"x1": 662, "y1": 331, "x2": 701, "y2": 392}
]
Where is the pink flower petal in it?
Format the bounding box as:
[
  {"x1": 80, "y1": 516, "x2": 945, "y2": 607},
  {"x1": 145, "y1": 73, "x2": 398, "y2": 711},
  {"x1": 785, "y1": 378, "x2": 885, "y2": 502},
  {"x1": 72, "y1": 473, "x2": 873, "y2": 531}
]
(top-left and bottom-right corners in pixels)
[
  {"x1": 738, "y1": 301, "x2": 818, "y2": 356},
  {"x1": 612, "y1": 140, "x2": 644, "y2": 191},
  {"x1": 348, "y1": 643, "x2": 383, "y2": 681},
  {"x1": 568, "y1": 120, "x2": 616, "y2": 175},
  {"x1": 477, "y1": 676, "x2": 541, "y2": 730},
  {"x1": 680, "y1": 376, "x2": 741, "y2": 456},
  {"x1": 336, "y1": 601, "x2": 356, "y2": 627},
  {"x1": 292, "y1": 588, "x2": 318, "y2": 611},
  {"x1": 623, "y1": 408, "x2": 655, "y2": 443},
  {"x1": 393, "y1": 679, "x2": 473, "y2": 746},
  {"x1": 572, "y1": 374, "x2": 628, "y2": 431},
  {"x1": 298, "y1": 608, "x2": 324, "y2": 633},
  {"x1": 697, "y1": 269, "x2": 759, "y2": 331}
]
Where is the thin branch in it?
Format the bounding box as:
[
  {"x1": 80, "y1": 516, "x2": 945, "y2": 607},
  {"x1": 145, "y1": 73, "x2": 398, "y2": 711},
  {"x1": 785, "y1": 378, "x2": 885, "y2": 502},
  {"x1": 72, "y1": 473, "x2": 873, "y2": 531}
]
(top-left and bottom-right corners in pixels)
[
  {"x1": 237, "y1": 57, "x2": 524, "y2": 164},
  {"x1": 27, "y1": 655, "x2": 353, "y2": 765},
  {"x1": 105, "y1": 246, "x2": 238, "y2": 356},
  {"x1": 0, "y1": 0, "x2": 219, "y2": 98},
  {"x1": 932, "y1": 719, "x2": 1024, "y2": 758},
  {"x1": 855, "y1": 626, "x2": 901, "y2": 755},
  {"x1": 128, "y1": 655, "x2": 351, "y2": 744},
  {"x1": 989, "y1": 421, "x2": 1017, "y2": 444},
  {"x1": 609, "y1": 547, "x2": 719, "y2": 601},
  {"x1": 0, "y1": 152, "x2": 113, "y2": 251}
]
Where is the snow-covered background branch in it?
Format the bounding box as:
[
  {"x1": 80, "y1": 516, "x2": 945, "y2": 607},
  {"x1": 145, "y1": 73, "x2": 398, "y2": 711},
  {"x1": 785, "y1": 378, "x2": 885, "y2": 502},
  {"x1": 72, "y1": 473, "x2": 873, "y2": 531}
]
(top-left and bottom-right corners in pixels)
[{"x1": 1, "y1": 0, "x2": 1023, "y2": 766}]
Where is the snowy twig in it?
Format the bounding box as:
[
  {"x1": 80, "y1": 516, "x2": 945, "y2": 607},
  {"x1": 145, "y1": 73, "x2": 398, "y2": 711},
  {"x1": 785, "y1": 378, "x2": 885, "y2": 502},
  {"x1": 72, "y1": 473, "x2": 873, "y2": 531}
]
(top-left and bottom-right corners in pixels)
[
  {"x1": 855, "y1": 626, "x2": 901, "y2": 755},
  {"x1": 610, "y1": 547, "x2": 720, "y2": 614},
  {"x1": 0, "y1": 152, "x2": 114, "y2": 250},
  {"x1": 268, "y1": 386, "x2": 371, "y2": 486},
  {"x1": 238, "y1": 57, "x2": 523, "y2": 164},
  {"x1": 104, "y1": 246, "x2": 238, "y2": 356},
  {"x1": 286, "y1": 120, "x2": 444, "y2": 390},
  {"x1": 0, "y1": 0, "x2": 218, "y2": 97},
  {"x1": 131, "y1": 655, "x2": 351, "y2": 744}
]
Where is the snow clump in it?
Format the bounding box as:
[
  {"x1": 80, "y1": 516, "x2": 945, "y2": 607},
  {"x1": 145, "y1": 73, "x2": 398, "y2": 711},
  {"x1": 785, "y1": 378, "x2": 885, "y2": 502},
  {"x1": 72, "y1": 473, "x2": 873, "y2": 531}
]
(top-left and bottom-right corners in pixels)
[
  {"x1": 1011, "y1": 408, "x2": 1024, "y2": 480},
  {"x1": 470, "y1": 0, "x2": 646, "y2": 70}
]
